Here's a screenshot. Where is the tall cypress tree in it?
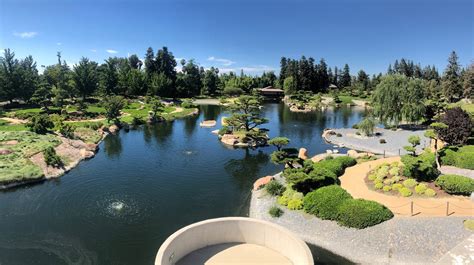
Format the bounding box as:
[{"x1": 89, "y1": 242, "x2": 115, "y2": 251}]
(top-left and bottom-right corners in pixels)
[
  {"x1": 340, "y1": 64, "x2": 351, "y2": 88},
  {"x1": 441, "y1": 51, "x2": 462, "y2": 102}
]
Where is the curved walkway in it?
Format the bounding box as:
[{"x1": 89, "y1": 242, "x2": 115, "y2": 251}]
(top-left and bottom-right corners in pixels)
[{"x1": 340, "y1": 157, "x2": 474, "y2": 217}]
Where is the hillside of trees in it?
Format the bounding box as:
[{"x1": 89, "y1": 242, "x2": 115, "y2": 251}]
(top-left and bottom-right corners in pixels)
[{"x1": 0, "y1": 47, "x2": 471, "y2": 107}]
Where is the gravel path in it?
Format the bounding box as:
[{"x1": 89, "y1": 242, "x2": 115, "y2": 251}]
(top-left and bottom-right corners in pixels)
[
  {"x1": 325, "y1": 128, "x2": 429, "y2": 156},
  {"x1": 193, "y1": 98, "x2": 221, "y2": 105},
  {"x1": 250, "y1": 188, "x2": 473, "y2": 264},
  {"x1": 440, "y1": 166, "x2": 474, "y2": 179}
]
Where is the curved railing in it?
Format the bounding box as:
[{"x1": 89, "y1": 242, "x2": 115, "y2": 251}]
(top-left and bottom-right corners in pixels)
[{"x1": 155, "y1": 217, "x2": 313, "y2": 265}]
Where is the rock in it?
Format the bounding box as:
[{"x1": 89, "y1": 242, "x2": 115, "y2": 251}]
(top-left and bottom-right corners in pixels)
[
  {"x1": 298, "y1": 148, "x2": 308, "y2": 160},
  {"x1": 0, "y1": 149, "x2": 12, "y2": 155},
  {"x1": 221, "y1": 134, "x2": 240, "y2": 146},
  {"x1": 80, "y1": 148, "x2": 95, "y2": 159},
  {"x1": 347, "y1": 150, "x2": 359, "y2": 158},
  {"x1": 109, "y1": 124, "x2": 119, "y2": 134},
  {"x1": 2, "y1": 140, "x2": 18, "y2": 145},
  {"x1": 253, "y1": 176, "x2": 274, "y2": 191},
  {"x1": 85, "y1": 143, "x2": 98, "y2": 152},
  {"x1": 211, "y1": 129, "x2": 219, "y2": 135},
  {"x1": 200, "y1": 120, "x2": 217, "y2": 127},
  {"x1": 326, "y1": 150, "x2": 333, "y2": 154},
  {"x1": 332, "y1": 149, "x2": 339, "y2": 153}
]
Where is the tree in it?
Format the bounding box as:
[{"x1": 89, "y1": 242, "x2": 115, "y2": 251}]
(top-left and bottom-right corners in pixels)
[
  {"x1": 226, "y1": 95, "x2": 268, "y2": 132},
  {"x1": 128, "y1": 54, "x2": 141, "y2": 69},
  {"x1": 148, "y1": 72, "x2": 173, "y2": 97},
  {"x1": 176, "y1": 59, "x2": 201, "y2": 97},
  {"x1": 357, "y1": 117, "x2": 375, "y2": 136},
  {"x1": 271, "y1": 148, "x2": 301, "y2": 168},
  {"x1": 283, "y1": 76, "x2": 297, "y2": 95},
  {"x1": 340, "y1": 64, "x2": 351, "y2": 88},
  {"x1": 0, "y1": 49, "x2": 38, "y2": 103},
  {"x1": 404, "y1": 135, "x2": 420, "y2": 156},
  {"x1": 357, "y1": 70, "x2": 369, "y2": 91},
  {"x1": 155, "y1": 46, "x2": 177, "y2": 97},
  {"x1": 462, "y1": 63, "x2": 473, "y2": 99},
  {"x1": 99, "y1": 57, "x2": 119, "y2": 95},
  {"x1": 268, "y1": 137, "x2": 290, "y2": 151},
  {"x1": 104, "y1": 96, "x2": 124, "y2": 124},
  {"x1": 30, "y1": 77, "x2": 52, "y2": 109},
  {"x1": 73, "y1": 57, "x2": 99, "y2": 100},
  {"x1": 144, "y1": 47, "x2": 156, "y2": 76},
  {"x1": 148, "y1": 96, "x2": 164, "y2": 122},
  {"x1": 424, "y1": 122, "x2": 448, "y2": 168},
  {"x1": 437, "y1": 107, "x2": 472, "y2": 145},
  {"x1": 201, "y1": 67, "x2": 220, "y2": 96},
  {"x1": 401, "y1": 78, "x2": 426, "y2": 124},
  {"x1": 442, "y1": 51, "x2": 462, "y2": 102},
  {"x1": 27, "y1": 115, "x2": 54, "y2": 134}
]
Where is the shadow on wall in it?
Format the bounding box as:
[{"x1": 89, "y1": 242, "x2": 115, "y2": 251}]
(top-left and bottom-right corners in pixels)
[{"x1": 308, "y1": 244, "x2": 355, "y2": 265}]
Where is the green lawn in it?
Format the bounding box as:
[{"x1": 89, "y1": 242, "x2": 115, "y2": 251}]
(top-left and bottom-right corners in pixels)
[{"x1": 448, "y1": 101, "x2": 474, "y2": 116}]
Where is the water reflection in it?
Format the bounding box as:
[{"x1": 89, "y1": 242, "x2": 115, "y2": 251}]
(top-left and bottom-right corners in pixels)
[
  {"x1": 224, "y1": 149, "x2": 271, "y2": 189},
  {"x1": 143, "y1": 122, "x2": 174, "y2": 146},
  {"x1": 183, "y1": 114, "x2": 199, "y2": 136},
  {"x1": 201, "y1": 105, "x2": 221, "y2": 121},
  {"x1": 104, "y1": 134, "x2": 123, "y2": 158}
]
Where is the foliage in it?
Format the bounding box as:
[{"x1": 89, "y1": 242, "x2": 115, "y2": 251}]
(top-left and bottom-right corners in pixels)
[
  {"x1": 379, "y1": 139, "x2": 386, "y2": 144},
  {"x1": 436, "y1": 107, "x2": 472, "y2": 145},
  {"x1": 435, "y1": 175, "x2": 474, "y2": 196},
  {"x1": 303, "y1": 185, "x2": 352, "y2": 220},
  {"x1": 424, "y1": 188, "x2": 436, "y2": 197},
  {"x1": 403, "y1": 178, "x2": 417, "y2": 188},
  {"x1": 283, "y1": 76, "x2": 297, "y2": 95},
  {"x1": 440, "y1": 146, "x2": 474, "y2": 170},
  {"x1": 399, "y1": 187, "x2": 412, "y2": 197},
  {"x1": 73, "y1": 57, "x2": 99, "y2": 99},
  {"x1": 265, "y1": 180, "x2": 286, "y2": 196},
  {"x1": 43, "y1": 146, "x2": 62, "y2": 167},
  {"x1": 104, "y1": 96, "x2": 125, "y2": 123},
  {"x1": 357, "y1": 117, "x2": 376, "y2": 136},
  {"x1": 268, "y1": 206, "x2": 283, "y2": 218},
  {"x1": 442, "y1": 51, "x2": 463, "y2": 102},
  {"x1": 222, "y1": 87, "x2": 244, "y2": 96},
  {"x1": 26, "y1": 115, "x2": 54, "y2": 134},
  {"x1": 277, "y1": 186, "x2": 304, "y2": 209},
  {"x1": 382, "y1": 185, "x2": 392, "y2": 192},
  {"x1": 226, "y1": 95, "x2": 267, "y2": 132},
  {"x1": 271, "y1": 148, "x2": 301, "y2": 168},
  {"x1": 401, "y1": 152, "x2": 439, "y2": 181},
  {"x1": 415, "y1": 183, "x2": 428, "y2": 194},
  {"x1": 268, "y1": 137, "x2": 290, "y2": 151},
  {"x1": 336, "y1": 199, "x2": 394, "y2": 229}
]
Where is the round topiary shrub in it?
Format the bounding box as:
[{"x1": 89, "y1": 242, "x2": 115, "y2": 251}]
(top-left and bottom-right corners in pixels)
[
  {"x1": 414, "y1": 183, "x2": 427, "y2": 194},
  {"x1": 383, "y1": 185, "x2": 392, "y2": 192},
  {"x1": 389, "y1": 167, "x2": 400, "y2": 176},
  {"x1": 435, "y1": 174, "x2": 474, "y2": 196},
  {"x1": 379, "y1": 139, "x2": 386, "y2": 144},
  {"x1": 368, "y1": 173, "x2": 377, "y2": 181},
  {"x1": 336, "y1": 199, "x2": 394, "y2": 229},
  {"x1": 277, "y1": 186, "x2": 303, "y2": 206},
  {"x1": 375, "y1": 183, "x2": 383, "y2": 189},
  {"x1": 287, "y1": 198, "x2": 304, "y2": 210},
  {"x1": 303, "y1": 185, "x2": 352, "y2": 220},
  {"x1": 391, "y1": 176, "x2": 401, "y2": 182},
  {"x1": 392, "y1": 183, "x2": 403, "y2": 191},
  {"x1": 424, "y1": 188, "x2": 436, "y2": 197},
  {"x1": 403, "y1": 178, "x2": 417, "y2": 188},
  {"x1": 383, "y1": 179, "x2": 393, "y2": 185},
  {"x1": 399, "y1": 187, "x2": 413, "y2": 197},
  {"x1": 269, "y1": 206, "x2": 283, "y2": 218}
]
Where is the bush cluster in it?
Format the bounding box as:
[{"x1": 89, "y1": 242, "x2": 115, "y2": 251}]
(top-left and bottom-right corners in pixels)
[
  {"x1": 440, "y1": 146, "x2": 474, "y2": 170},
  {"x1": 401, "y1": 152, "x2": 439, "y2": 181},
  {"x1": 435, "y1": 175, "x2": 474, "y2": 196},
  {"x1": 27, "y1": 115, "x2": 54, "y2": 134},
  {"x1": 283, "y1": 156, "x2": 356, "y2": 194},
  {"x1": 277, "y1": 186, "x2": 304, "y2": 210},
  {"x1": 268, "y1": 206, "x2": 283, "y2": 218},
  {"x1": 43, "y1": 146, "x2": 62, "y2": 167},
  {"x1": 303, "y1": 185, "x2": 394, "y2": 228}
]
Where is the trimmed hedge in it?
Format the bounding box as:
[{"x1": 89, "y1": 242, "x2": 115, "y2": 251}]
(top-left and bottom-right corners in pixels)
[
  {"x1": 401, "y1": 152, "x2": 439, "y2": 181},
  {"x1": 336, "y1": 199, "x2": 394, "y2": 229},
  {"x1": 435, "y1": 175, "x2": 474, "y2": 196},
  {"x1": 440, "y1": 146, "x2": 474, "y2": 170},
  {"x1": 303, "y1": 185, "x2": 352, "y2": 220}
]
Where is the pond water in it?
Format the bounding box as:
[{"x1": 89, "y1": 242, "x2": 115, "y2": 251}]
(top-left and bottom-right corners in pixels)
[{"x1": 0, "y1": 103, "x2": 365, "y2": 265}]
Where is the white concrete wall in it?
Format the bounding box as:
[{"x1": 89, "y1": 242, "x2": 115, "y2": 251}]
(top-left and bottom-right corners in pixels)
[{"x1": 155, "y1": 217, "x2": 313, "y2": 265}]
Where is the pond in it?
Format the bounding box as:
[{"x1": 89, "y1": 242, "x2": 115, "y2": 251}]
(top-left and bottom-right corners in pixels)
[{"x1": 0, "y1": 103, "x2": 365, "y2": 265}]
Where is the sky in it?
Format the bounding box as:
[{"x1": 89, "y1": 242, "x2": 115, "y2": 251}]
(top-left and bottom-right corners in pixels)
[{"x1": 0, "y1": 0, "x2": 472, "y2": 75}]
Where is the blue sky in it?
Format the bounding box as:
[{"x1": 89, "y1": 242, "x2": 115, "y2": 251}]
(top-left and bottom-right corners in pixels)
[{"x1": 0, "y1": 0, "x2": 472, "y2": 75}]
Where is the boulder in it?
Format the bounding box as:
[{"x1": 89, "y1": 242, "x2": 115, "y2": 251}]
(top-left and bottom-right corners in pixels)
[
  {"x1": 2, "y1": 140, "x2": 18, "y2": 145},
  {"x1": 298, "y1": 148, "x2": 308, "y2": 160},
  {"x1": 109, "y1": 124, "x2": 119, "y2": 134},
  {"x1": 253, "y1": 176, "x2": 274, "y2": 191},
  {"x1": 85, "y1": 143, "x2": 98, "y2": 152},
  {"x1": 80, "y1": 148, "x2": 95, "y2": 159},
  {"x1": 200, "y1": 120, "x2": 217, "y2": 127},
  {"x1": 0, "y1": 149, "x2": 12, "y2": 155},
  {"x1": 220, "y1": 134, "x2": 240, "y2": 146},
  {"x1": 347, "y1": 150, "x2": 359, "y2": 158},
  {"x1": 211, "y1": 129, "x2": 219, "y2": 135}
]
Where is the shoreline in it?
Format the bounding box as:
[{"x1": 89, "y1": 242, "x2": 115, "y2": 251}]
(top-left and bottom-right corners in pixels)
[
  {"x1": 249, "y1": 172, "x2": 472, "y2": 264},
  {"x1": 0, "y1": 108, "x2": 199, "y2": 191}
]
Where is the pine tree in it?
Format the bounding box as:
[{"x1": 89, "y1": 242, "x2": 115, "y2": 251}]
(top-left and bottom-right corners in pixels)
[
  {"x1": 441, "y1": 51, "x2": 462, "y2": 102},
  {"x1": 340, "y1": 64, "x2": 351, "y2": 88}
]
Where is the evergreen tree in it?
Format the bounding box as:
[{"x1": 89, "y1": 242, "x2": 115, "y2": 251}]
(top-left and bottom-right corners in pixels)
[
  {"x1": 441, "y1": 51, "x2": 462, "y2": 102},
  {"x1": 144, "y1": 47, "x2": 156, "y2": 76},
  {"x1": 73, "y1": 57, "x2": 99, "y2": 100},
  {"x1": 202, "y1": 67, "x2": 220, "y2": 96},
  {"x1": 340, "y1": 64, "x2": 351, "y2": 88},
  {"x1": 462, "y1": 63, "x2": 473, "y2": 99}
]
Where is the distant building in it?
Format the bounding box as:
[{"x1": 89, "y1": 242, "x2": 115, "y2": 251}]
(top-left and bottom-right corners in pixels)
[
  {"x1": 329, "y1": 84, "x2": 338, "y2": 89},
  {"x1": 257, "y1": 86, "x2": 284, "y2": 100}
]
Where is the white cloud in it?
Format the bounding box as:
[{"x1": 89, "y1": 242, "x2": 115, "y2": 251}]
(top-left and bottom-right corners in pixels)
[
  {"x1": 106, "y1": 49, "x2": 118, "y2": 54},
  {"x1": 90, "y1": 49, "x2": 97, "y2": 52},
  {"x1": 56, "y1": 42, "x2": 62, "y2": 46},
  {"x1": 207, "y1": 56, "x2": 235, "y2": 66},
  {"x1": 239, "y1": 65, "x2": 275, "y2": 73},
  {"x1": 13, "y1": 31, "x2": 38, "y2": 39}
]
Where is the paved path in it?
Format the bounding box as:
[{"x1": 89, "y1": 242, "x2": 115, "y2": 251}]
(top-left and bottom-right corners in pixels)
[
  {"x1": 440, "y1": 166, "x2": 474, "y2": 179},
  {"x1": 340, "y1": 157, "x2": 474, "y2": 216}
]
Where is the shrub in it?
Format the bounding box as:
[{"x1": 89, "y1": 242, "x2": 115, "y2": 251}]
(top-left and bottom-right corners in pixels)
[
  {"x1": 27, "y1": 115, "x2": 54, "y2": 134},
  {"x1": 287, "y1": 167, "x2": 337, "y2": 194},
  {"x1": 383, "y1": 186, "x2": 392, "y2": 192},
  {"x1": 401, "y1": 152, "x2": 439, "y2": 181},
  {"x1": 269, "y1": 206, "x2": 283, "y2": 218},
  {"x1": 287, "y1": 198, "x2": 304, "y2": 210},
  {"x1": 265, "y1": 180, "x2": 286, "y2": 196},
  {"x1": 131, "y1": 115, "x2": 145, "y2": 126},
  {"x1": 383, "y1": 179, "x2": 393, "y2": 185},
  {"x1": 399, "y1": 187, "x2": 412, "y2": 197},
  {"x1": 375, "y1": 183, "x2": 383, "y2": 189},
  {"x1": 437, "y1": 107, "x2": 472, "y2": 145},
  {"x1": 392, "y1": 183, "x2": 403, "y2": 191},
  {"x1": 277, "y1": 186, "x2": 304, "y2": 206},
  {"x1": 336, "y1": 133, "x2": 342, "y2": 137},
  {"x1": 180, "y1": 99, "x2": 196, "y2": 108},
  {"x1": 357, "y1": 117, "x2": 376, "y2": 136},
  {"x1": 435, "y1": 175, "x2": 474, "y2": 196},
  {"x1": 403, "y1": 178, "x2": 417, "y2": 188},
  {"x1": 368, "y1": 174, "x2": 377, "y2": 181},
  {"x1": 336, "y1": 199, "x2": 394, "y2": 229},
  {"x1": 58, "y1": 122, "x2": 75, "y2": 139},
  {"x1": 303, "y1": 185, "x2": 352, "y2": 220},
  {"x1": 379, "y1": 139, "x2": 386, "y2": 144},
  {"x1": 43, "y1": 146, "x2": 62, "y2": 167},
  {"x1": 440, "y1": 146, "x2": 474, "y2": 170},
  {"x1": 414, "y1": 183, "x2": 427, "y2": 194},
  {"x1": 223, "y1": 87, "x2": 244, "y2": 96},
  {"x1": 424, "y1": 188, "x2": 436, "y2": 197},
  {"x1": 389, "y1": 167, "x2": 400, "y2": 176},
  {"x1": 317, "y1": 156, "x2": 355, "y2": 176},
  {"x1": 391, "y1": 176, "x2": 401, "y2": 182}
]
